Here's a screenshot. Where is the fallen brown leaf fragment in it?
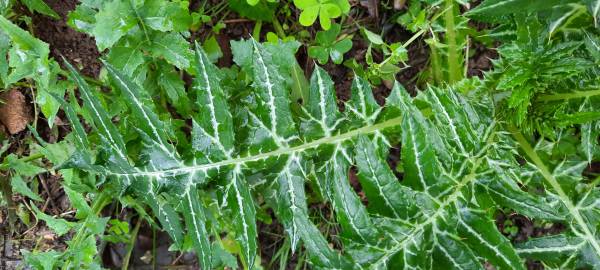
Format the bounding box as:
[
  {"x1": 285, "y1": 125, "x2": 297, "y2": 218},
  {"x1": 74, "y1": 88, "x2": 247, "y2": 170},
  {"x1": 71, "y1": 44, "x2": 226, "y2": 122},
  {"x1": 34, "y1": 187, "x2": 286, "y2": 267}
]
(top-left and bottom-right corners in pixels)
[{"x1": 0, "y1": 90, "x2": 32, "y2": 134}]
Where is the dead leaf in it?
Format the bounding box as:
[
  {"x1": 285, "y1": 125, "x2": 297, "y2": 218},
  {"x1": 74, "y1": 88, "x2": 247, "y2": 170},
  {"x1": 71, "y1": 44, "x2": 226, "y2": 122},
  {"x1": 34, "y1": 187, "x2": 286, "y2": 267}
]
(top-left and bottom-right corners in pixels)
[{"x1": 0, "y1": 90, "x2": 32, "y2": 134}]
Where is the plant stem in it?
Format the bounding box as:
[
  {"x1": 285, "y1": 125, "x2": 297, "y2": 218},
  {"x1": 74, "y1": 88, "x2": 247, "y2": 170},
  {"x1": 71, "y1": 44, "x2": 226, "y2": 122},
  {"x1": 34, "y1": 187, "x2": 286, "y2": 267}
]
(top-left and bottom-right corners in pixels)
[
  {"x1": 443, "y1": 0, "x2": 461, "y2": 83},
  {"x1": 536, "y1": 89, "x2": 600, "y2": 101},
  {"x1": 429, "y1": 33, "x2": 443, "y2": 83},
  {"x1": 464, "y1": 36, "x2": 470, "y2": 78},
  {"x1": 272, "y1": 16, "x2": 286, "y2": 38},
  {"x1": 62, "y1": 191, "x2": 112, "y2": 270},
  {"x1": 510, "y1": 126, "x2": 600, "y2": 257},
  {"x1": 399, "y1": 5, "x2": 451, "y2": 51},
  {"x1": 152, "y1": 226, "x2": 157, "y2": 270},
  {"x1": 253, "y1": 20, "x2": 263, "y2": 39},
  {"x1": 121, "y1": 218, "x2": 143, "y2": 270}
]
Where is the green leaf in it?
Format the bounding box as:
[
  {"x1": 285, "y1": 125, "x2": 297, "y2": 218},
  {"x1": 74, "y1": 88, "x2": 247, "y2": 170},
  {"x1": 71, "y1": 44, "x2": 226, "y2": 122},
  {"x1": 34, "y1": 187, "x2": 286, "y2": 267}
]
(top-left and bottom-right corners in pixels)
[
  {"x1": 354, "y1": 135, "x2": 429, "y2": 219},
  {"x1": 140, "y1": 0, "x2": 191, "y2": 32},
  {"x1": 67, "y1": 4, "x2": 97, "y2": 32},
  {"x1": 38, "y1": 72, "x2": 68, "y2": 127},
  {"x1": 103, "y1": 59, "x2": 178, "y2": 164},
  {"x1": 309, "y1": 24, "x2": 352, "y2": 64},
  {"x1": 0, "y1": 15, "x2": 49, "y2": 55},
  {"x1": 299, "y1": 5, "x2": 319, "y2": 26},
  {"x1": 0, "y1": 15, "x2": 51, "y2": 89},
  {"x1": 147, "y1": 196, "x2": 185, "y2": 248},
  {"x1": 64, "y1": 186, "x2": 93, "y2": 219},
  {"x1": 457, "y1": 208, "x2": 526, "y2": 270},
  {"x1": 229, "y1": 0, "x2": 275, "y2": 22},
  {"x1": 107, "y1": 46, "x2": 145, "y2": 76},
  {"x1": 346, "y1": 75, "x2": 380, "y2": 124},
  {"x1": 479, "y1": 179, "x2": 564, "y2": 221},
  {"x1": 581, "y1": 118, "x2": 600, "y2": 163},
  {"x1": 434, "y1": 232, "x2": 483, "y2": 270},
  {"x1": 192, "y1": 43, "x2": 235, "y2": 160},
  {"x1": 227, "y1": 168, "x2": 257, "y2": 267},
  {"x1": 362, "y1": 28, "x2": 384, "y2": 45},
  {"x1": 289, "y1": 61, "x2": 309, "y2": 108},
  {"x1": 20, "y1": 0, "x2": 59, "y2": 19},
  {"x1": 308, "y1": 46, "x2": 328, "y2": 64},
  {"x1": 22, "y1": 250, "x2": 61, "y2": 270},
  {"x1": 294, "y1": 0, "x2": 348, "y2": 29},
  {"x1": 211, "y1": 242, "x2": 238, "y2": 269},
  {"x1": 516, "y1": 219, "x2": 600, "y2": 268},
  {"x1": 326, "y1": 151, "x2": 379, "y2": 243},
  {"x1": 60, "y1": 36, "x2": 600, "y2": 269},
  {"x1": 267, "y1": 154, "x2": 353, "y2": 268},
  {"x1": 148, "y1": 32, "x2": 193, "y2": 70},
  {"x1": 6, "y1": 154, "x2": 45, "y2": 177},
  {"x1": 32, "y1": 204, "x2": 75, "y2": 236},
  {"x1": 467, "y1": 0, "x2": 578, "y2": 22},
  {"x1": 586, "y1": 0, "x2": 600, "y2": 26},
  {"x1": 91, "y1": 0, "x2": 136, "y2": 50},
  {"x1": 11, "y1": 175, "x2": 42, "y2": 201},
  {"x1": 202, "y1": 35, "x2": 223, "y2": 63},
  {"x1": 301, "y1": 66, "x2": 342, "y2": 139},
  {"x1": 182, "y1": 188, "x2": 212, "y2": 269},
  {"x1": 397, "y1": 85, "x2": 447, "y2": 195},
  {"x1": 63, "y1": 61, "x2": 122, "y2": 148},
  {"x1": 330, "y1": 38, "x2": 351, "y2": 64},
  {"x1": 247, "y1": 39, "x2": 297, "y2": 146},
  {"x1": 157, "y1": 62, "x2": 192, "y2": 116}
]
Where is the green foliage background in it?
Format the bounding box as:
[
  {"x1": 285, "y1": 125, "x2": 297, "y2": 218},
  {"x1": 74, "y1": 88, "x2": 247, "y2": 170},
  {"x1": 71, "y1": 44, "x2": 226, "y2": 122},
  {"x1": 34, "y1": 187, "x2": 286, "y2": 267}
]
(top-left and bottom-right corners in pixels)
[{"x1": 0, "y1": 0, "x2": 599, "y2": 269}]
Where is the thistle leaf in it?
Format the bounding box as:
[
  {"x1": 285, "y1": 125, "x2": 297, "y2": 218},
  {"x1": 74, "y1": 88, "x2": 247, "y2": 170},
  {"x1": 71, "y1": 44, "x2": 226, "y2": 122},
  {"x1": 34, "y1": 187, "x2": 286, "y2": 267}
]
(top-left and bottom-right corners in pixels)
[{"x1": 60, "y1": 38, "x2": 600, "y2": 269}]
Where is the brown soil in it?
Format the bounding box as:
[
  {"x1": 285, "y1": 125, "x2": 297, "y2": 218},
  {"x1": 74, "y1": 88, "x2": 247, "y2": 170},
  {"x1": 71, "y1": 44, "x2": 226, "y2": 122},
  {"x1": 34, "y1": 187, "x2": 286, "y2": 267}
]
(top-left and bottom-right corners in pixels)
[
  {"x1": 0, "y1": 171, "x2": 70, "y2": 270},
  {"x1": 496, "y1": 212, "x2": 566, "y2": 270},
  {"x1": 467, "y1": 42, "x2": 498, "y2": 78},
  {"x1": 31, "y1": 0, "x2": 102, "y2": 77}
]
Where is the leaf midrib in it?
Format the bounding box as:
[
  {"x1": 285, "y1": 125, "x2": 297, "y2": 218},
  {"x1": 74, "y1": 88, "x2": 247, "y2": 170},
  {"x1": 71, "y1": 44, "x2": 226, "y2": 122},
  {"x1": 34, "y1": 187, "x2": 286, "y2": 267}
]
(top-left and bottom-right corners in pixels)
[
  {"x1": 511, "y1": 126, "x2": 600, "y2": 257},
  {"x1": 109, "y1": 116, "x2": 403, "y2": 177},
  {"x1": 370, "y1": 123, "x2": 498, "y2": 268},
  {"x1": 371, "y1": 153, "x2": 485, "y2": 268}
]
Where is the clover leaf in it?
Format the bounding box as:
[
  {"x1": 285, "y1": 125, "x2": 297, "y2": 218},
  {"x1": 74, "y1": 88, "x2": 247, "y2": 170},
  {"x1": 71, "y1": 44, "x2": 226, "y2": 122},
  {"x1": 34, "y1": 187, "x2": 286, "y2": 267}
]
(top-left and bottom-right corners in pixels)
[
  {"x1": 294, "y1": 0, "x2": 350, "y2": 30},
  {"x1": 308, "y1": 24, "x2": 352, "y2": 64}
]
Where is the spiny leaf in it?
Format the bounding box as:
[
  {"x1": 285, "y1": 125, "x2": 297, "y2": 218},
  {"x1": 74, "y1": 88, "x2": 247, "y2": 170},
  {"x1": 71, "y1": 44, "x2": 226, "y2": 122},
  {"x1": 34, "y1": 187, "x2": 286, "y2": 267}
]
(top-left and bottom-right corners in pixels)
[
  {"x1": 182, "y1": 188, "x2": 212, "y2": 269},
  {"x1": 227, "y1": 167, "x2": 257, "y2": 267},
  {"x1": 60, "y1": 38, "x2": 597, "y2": 269},
  {"x1": 192, "y1": 42, "x2": 235, "y2": 160},
  {"x1": 466, "y1": 0, "x2": 577, "y2": 22}
]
